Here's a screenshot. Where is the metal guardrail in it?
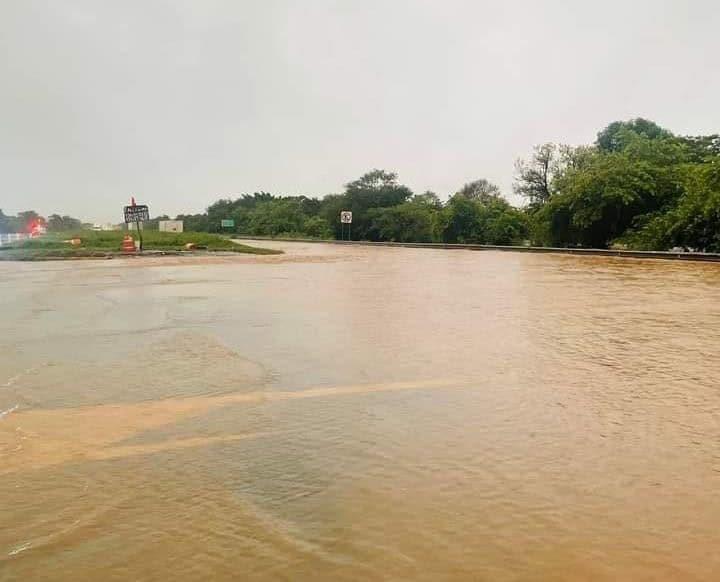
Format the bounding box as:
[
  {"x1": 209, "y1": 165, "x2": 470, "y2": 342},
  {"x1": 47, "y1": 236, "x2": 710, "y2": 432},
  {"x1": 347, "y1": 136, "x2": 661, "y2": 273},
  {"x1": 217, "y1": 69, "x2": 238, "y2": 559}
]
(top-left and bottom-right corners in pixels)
[{"x1": 232, "y1": 236, "x2": 720, "y2": 263}]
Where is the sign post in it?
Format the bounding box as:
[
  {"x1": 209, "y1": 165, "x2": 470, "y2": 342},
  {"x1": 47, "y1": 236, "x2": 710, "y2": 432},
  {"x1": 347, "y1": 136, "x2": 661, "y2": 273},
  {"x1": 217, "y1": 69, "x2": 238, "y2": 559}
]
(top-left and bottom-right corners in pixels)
[
  {"x1": 221, "y1": 219, "x2": 235, "y2": 230},
  {"x1": 123, "y1": 197, "x2": 150, "y2": 251},
  {"x1": 340, "y1": 210, "x2": 352, "y2": 241}
]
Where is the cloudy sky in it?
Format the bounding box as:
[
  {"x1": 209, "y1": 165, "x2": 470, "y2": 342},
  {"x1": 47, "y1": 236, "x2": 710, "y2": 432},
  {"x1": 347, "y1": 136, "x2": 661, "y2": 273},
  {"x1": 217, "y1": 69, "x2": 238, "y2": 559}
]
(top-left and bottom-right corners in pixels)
[{"x1": 2, "y1": 0, "x2": 719, "y2": 223}]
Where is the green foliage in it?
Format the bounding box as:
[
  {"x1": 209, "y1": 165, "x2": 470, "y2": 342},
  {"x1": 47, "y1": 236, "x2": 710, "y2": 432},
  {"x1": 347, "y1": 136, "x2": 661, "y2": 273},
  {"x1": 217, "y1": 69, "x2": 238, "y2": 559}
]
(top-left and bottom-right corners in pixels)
[
  {"x1": 523, "y1": 118, "x2": 720, "y2": 250},
  {"x1": 47, "y1": 214, "x2": 83, "y2": 232},
  {"x1": 0, "y1": 209, "x2": 40, "y2": 233},
  {"x1": 0, "y1": 230, "x2": 280, "y2": 258},
  {"x1": 206, "y1": 193, "x2": 274, "y2": 233},
  {"x1": 411, "y1": 191, "x2": 443, "y2": 208},
  {"x1": 176, "y1": 213, "x2": 210, "y2": 232},
  {"x1": 542, "y1": 138, "x2": 683, "y2": 247},
  {"x1": 455, "y1": 179, "x2": 502, "y2": 203},
  {"x1": 245, "y1": 199, "x2": 306, "y2": 236},
  {"x1": 192, "y1": 193, "x2": 332, "y2": 239},
  {"x1": 302, "y1": 215, "x2": 333, "y2": 239},
  {"x1": 439, "y1": 195, "x2": 527, "y2": 245},
  {"x1": 0, "y1": 209, "x2": 12, "y2": 233},
  {"x1": 514, "y1": 144, "x2": 558, "y2": 205},
  {"x1": 158, "y1": 170, "x2": 529, "y2": 246},
  {"x1": 596, "y1": 118, "x2": 671, "y2": 153},
  {"x1": 17, "y1": 210, "x2": 42, "y2": 227},
  {"x1": 316, "y1": 194, "x2": 347, "y2": 238},
  {"x1": 338, "y1": 169, "x2": 413, "y2": 240},
  {"x1": 11, "y1": 122, "x2": 719, "y2": 253},
  {"x1": 618, "y1": 162, "x2": 720, "y2": 251},
  {"x1": 368, "y1": 203, "x2": 436, "y2": 242}
]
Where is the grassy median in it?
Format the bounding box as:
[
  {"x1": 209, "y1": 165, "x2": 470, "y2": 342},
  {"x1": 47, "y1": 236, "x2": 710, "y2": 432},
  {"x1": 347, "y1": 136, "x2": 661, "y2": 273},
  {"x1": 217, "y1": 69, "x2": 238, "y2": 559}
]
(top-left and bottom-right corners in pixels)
[{"x1": 0, "y1": 230, "x2": 281, "y2": 260}]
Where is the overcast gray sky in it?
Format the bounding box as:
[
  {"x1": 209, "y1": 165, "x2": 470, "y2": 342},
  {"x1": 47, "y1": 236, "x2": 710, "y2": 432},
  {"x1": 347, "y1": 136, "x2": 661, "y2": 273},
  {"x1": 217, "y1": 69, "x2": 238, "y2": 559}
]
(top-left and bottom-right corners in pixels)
[{"x1": 2, "y1": 0, "x2": 719, "y2": 223}]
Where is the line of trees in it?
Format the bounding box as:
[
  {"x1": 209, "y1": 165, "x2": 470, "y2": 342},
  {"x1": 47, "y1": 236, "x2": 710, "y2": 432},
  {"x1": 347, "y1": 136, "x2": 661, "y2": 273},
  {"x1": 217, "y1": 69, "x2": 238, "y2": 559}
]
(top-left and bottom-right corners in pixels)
[
  {"x1": 176, "y1": 171, "x2": 528, "y2": 245},
  {"x1": 0, "y1": 211, "x2": 84, "y2": 233},
  {"x1": 176, "y1": 118, "x2": 720, "y2": 250},
  {"x1": 517, "y1": 119, "x2": 720, "y2": 250},
  {"x1": 5, "y1": 118, "x2": 719, "y2": 250}
]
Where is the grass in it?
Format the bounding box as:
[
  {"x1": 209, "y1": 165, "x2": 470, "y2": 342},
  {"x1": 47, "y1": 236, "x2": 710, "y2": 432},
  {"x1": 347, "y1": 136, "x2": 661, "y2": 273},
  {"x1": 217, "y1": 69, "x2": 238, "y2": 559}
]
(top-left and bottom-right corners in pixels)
[{"x1": 0, "y1": 230, "x2": 282, "y2": 260}]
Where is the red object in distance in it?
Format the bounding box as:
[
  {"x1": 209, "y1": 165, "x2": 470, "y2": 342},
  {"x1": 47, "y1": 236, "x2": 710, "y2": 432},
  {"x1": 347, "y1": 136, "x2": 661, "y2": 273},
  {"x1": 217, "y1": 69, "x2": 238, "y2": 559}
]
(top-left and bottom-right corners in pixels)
[{"x1": 27, "y1": 218, "x2": 47, "y2": 237}]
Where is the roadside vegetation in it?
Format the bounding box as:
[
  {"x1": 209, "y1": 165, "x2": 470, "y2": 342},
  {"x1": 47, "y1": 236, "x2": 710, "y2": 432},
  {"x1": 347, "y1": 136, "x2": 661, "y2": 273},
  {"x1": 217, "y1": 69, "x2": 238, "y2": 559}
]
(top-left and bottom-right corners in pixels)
[
  {"x1": 0, "y1": 231, "x2": 280, "y2": 260},
  {"x1": 517, "y1": 120, "x2": 720, "y2": 250},
  {"x1": 2, "y1": 118, "x2": 719, "y2": 251},
  {"x1": 179, "y1": 172, "x2": 529, "y2": 245}
]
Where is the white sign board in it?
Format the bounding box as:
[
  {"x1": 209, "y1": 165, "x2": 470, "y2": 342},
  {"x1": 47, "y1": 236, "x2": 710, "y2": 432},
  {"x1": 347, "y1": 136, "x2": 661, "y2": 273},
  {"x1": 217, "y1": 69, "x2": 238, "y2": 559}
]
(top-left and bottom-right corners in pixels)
[
  {"x1": 340, "y1": 211, "x2": 353, "y2": 224},
  {"x1": 159, "y1": 220, "x2": 184, "y2": 233}
]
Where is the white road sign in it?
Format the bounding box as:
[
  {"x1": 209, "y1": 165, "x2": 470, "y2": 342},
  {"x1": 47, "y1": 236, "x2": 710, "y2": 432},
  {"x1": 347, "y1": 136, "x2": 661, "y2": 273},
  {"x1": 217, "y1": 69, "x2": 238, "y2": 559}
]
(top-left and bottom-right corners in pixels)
[{"x1": 340, "y1": 211, "x2": 353, "y2": 224}]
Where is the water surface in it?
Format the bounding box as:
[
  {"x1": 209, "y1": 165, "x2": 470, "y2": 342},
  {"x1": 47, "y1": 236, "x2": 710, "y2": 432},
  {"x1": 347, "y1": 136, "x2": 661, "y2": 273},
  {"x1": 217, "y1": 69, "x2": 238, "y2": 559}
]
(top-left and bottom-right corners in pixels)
[{"x1": 1, "y1": 242, "x2": 719, "y2": 580}]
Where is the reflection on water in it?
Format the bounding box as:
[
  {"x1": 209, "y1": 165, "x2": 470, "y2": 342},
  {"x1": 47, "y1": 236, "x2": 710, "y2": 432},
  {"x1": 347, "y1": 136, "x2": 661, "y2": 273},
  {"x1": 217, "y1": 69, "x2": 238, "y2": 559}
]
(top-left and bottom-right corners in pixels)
[{"x1": 1, "y1": 243, "x2": 720, "y2": 580}]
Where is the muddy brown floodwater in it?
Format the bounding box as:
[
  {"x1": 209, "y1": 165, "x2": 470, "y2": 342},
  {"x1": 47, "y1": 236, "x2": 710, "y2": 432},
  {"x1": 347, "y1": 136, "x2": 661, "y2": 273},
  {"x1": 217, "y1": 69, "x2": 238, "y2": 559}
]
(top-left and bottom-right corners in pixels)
[{"x1": 1, "y1": 241, "x2": 719, "y2": 581}]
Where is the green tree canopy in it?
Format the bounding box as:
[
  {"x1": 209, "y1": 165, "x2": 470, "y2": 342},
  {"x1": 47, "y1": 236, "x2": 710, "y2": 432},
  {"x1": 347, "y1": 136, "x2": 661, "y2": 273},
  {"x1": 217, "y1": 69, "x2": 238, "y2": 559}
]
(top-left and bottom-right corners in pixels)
[
  {"x1": 618, "y1": 161, "x2": 720, "y2": 251},
  {"x1": 456, "y1": 179, "x2": 502, "y2": 203},
  {"x1": 411, "y1": 191, "x2": 443, "y2": 208},
  {"x1": 513, "y1": 143, "x2": 559, "y2": 205},
  {"x1": 47, "y1": 214, "x2": 83, "y2": 232},
  {"x1": 439, "y1": 195, "x2": 527, "y2": 245},
  {"x1": 338, "y1": 169, "x2": 413, "y2": 240},
  {"x1": 245, "y1": 199, "x2": 309, "y2": 236},
  {"x1": 0, "y1": 209, "x2": 11, "y2": 233},
  {"x1": 596, "y1": 118, "x2": 671, "y2": 153},
  {"x1": 533, "y1": 134, "x2": 686, "y2": 248},
  {"x1": 520, "y1": 118, "x2": 720, "y2": 251},
  {"x1": 368, "y1": 203, "x2": 436, "y2": 242}
]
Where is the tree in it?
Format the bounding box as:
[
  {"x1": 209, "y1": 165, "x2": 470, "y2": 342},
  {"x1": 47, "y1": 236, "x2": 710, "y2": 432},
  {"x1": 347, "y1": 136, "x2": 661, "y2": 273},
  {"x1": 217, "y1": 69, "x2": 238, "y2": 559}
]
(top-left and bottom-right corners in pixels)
[
  {"x1": 18, "y1": 210, "x2": 40, "y2": 223},
  {"x1": 204, "y1": 192, "x2": 275, "y2": 233},
  {"x1": 338, "y1": 169, "x2": 413, "y2": 240},
  {"x1": 246, "y1": 199, "x2": 306, "y2": 236},
  {"x1": 369, "y1": 203, "x2": 437, "y2": 242},
  {"x1": 440, "y1": 195, "x2": 527, "y2": 245},
  {"x1": 456, "y1": 179, "x2": 501, "y2": 203},
  {"x1": 678, "y1": 134, "x2": 720, "y2": 162},
  {"x1": 206, "y1": 198, "x2": 237, "y2": 232},
  {"x1": 520, "y1": 119, "x2": 720, "y2": 249},
  {"x1": 303, "y1": 216, "x2": 333, "y2": 239},
  {"x1": 319, "y1": 194, "x2": 348, "y2": 238},
  {"x1": 438, "y1": 196, "x2": 479, "y2": 243},
  {"x1": 46, "y1": 214, "x2": 63, "y2": 231},
  {"x1": 619, "y1": 161, "x2": 720, "y2": 251},
  {"x1": 596, "y1": 118, "x2": 671, "y2": 153},
  {"x1": 411, "y1": 191, "x2": 442, "y2": 208},
  {"x1": 13, "y1": 210, "x2": 44, "y2": 232},
  {"x1": 47, "y1": 214, "x2": 83, "y2": 232},
  {"x1": 176, "y1": 213, "x2": 209, "y2": 232},
  {"x1": 0, "y1": 209, "x2": 10, "y2": 233},
  {"x1": 0, "y1": 210, "x2": 25, "y2": 233},
  {"x1": 513, "y1": 143, "x2": 558, "y2": 205},
  {"x1": 536, "y1": 134, "x2": 686, "y2": 248}
]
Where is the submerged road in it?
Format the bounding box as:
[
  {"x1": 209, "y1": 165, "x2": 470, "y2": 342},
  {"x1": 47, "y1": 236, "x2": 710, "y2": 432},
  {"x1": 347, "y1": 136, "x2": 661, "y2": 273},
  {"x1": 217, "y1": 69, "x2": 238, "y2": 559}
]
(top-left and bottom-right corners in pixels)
[{"x1": 2, "y1": 241, "x2": 720, "y2": 581}]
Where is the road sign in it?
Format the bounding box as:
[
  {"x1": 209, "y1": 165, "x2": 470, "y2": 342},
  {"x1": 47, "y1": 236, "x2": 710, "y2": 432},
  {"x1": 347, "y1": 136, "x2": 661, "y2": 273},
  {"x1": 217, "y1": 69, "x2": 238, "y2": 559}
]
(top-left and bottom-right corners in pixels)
[
  {"x1": 124, "y1": 205, "x2": 150, "y2": 223},
  {"x1": 339, "y1": 210, "x2": 353, "y2": 241},
  {"x1": 221, "y1": 219, "x2": 235, "y2": 228},
  {"x1": 124, "y1": 198, "x2": 149, "y2": 252}
]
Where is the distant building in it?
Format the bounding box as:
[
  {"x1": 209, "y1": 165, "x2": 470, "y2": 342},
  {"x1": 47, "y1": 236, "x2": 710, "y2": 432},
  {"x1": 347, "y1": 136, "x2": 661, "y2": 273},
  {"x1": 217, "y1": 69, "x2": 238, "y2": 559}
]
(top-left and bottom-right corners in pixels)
[{"x1": 159, "y1": 220, "x2": 184, "y2": 233}]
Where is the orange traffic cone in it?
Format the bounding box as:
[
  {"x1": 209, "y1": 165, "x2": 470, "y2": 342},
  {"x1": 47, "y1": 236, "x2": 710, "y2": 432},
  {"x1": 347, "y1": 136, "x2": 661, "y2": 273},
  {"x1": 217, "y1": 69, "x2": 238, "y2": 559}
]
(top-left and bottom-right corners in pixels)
[{"x1": 122, "y1": 234, "x2": 135, "y2": 253}]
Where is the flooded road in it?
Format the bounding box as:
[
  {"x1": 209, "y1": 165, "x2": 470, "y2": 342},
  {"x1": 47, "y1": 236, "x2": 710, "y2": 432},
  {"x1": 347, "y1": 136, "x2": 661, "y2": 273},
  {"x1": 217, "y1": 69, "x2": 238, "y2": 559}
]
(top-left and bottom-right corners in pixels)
[{"x1": 1, "y1": 242, "x2": 720, "y2": 581}]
